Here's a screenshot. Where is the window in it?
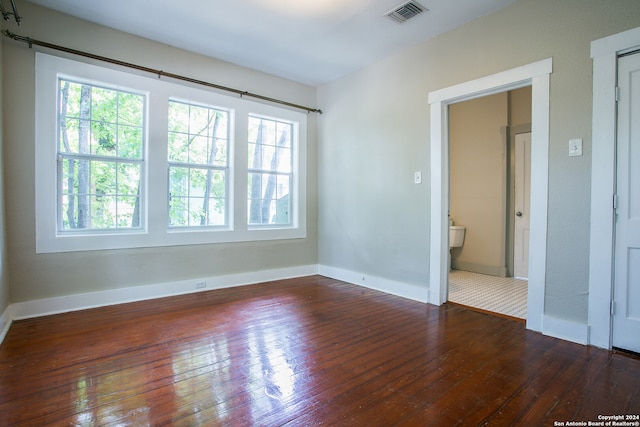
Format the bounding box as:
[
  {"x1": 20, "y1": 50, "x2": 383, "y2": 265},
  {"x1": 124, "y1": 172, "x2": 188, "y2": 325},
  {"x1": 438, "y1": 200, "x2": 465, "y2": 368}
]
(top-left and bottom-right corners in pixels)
[
  {"x1": 36, "y1": 53, "x2": 307, "y2": 253},
  {"x1": 168, "y1": 100, "x2": 229, "y2": 227},
  {"x1": 248, "y1": 116, "x2": 293, "y2": 226},
  {"x1": 57, "y1": 79, "x2": 145, "y2": 232}
]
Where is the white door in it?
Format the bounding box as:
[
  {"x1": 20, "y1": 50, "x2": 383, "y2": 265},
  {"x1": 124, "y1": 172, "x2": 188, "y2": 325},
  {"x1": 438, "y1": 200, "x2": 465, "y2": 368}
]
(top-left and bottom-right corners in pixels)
[
  {"x1": 613, "y1": 51, "x2": 640, "y2": 353},
  {"x1": 514, "y1": 132, "x2": 531, "y2": 279}
]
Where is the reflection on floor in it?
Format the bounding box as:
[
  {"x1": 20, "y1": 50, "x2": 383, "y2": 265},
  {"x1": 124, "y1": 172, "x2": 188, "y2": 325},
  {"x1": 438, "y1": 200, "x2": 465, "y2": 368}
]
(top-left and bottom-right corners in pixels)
[{"x1": 448, "y1": 269, "x2": 527, "y2": 319}]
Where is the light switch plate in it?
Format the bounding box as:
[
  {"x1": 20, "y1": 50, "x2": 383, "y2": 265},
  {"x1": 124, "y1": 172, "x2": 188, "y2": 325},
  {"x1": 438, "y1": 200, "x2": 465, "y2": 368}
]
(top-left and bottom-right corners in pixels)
[
  {"x1": 414, "y1": 171, "x2": 422, "y2": 184},
  {"x1": 569, "y1": 139, "x2": 583, "y2": 157}
]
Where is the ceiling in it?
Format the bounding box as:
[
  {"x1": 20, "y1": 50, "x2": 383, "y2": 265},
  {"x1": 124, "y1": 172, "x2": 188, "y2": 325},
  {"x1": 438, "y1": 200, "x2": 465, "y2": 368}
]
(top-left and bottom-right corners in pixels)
[{"x1": 26, "y1": 0, "x2": 516, "y2": 86}]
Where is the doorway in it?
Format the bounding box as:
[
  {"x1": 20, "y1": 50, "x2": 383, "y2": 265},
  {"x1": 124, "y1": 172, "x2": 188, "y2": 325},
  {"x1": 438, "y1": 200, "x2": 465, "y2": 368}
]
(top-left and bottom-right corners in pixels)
[
  {"x1": 428, "y1": 58, "x2": 552, "y2": 333},
  {"x1": 446, "y1": 89, "x2": 531, "y2": 320}
]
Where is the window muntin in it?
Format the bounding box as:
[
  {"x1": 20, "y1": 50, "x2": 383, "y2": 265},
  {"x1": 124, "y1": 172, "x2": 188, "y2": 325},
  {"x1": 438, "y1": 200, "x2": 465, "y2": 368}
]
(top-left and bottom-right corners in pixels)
[
  {"x1": 167, "y1": 100, "x2": 229, "y2": 227},
  {"x1": 247, "y1": 116, "x2": 293, "y2": 226},
  {"x1": 57, "y1": 79, "x2": 145, "y2": 232}
]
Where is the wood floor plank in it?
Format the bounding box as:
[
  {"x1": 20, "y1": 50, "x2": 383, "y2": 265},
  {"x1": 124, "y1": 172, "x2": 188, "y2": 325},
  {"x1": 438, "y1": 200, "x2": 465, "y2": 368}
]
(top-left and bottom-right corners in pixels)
[{"x1": 1, "y1": 275, "x2": 638, "y2": 426}]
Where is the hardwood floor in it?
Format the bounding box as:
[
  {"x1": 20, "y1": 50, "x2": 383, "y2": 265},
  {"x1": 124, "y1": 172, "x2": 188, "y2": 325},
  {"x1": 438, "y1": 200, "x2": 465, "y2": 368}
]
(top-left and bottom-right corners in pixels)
[{"x1": 0, "y1": 275, "x2": 638, "y2": 426}]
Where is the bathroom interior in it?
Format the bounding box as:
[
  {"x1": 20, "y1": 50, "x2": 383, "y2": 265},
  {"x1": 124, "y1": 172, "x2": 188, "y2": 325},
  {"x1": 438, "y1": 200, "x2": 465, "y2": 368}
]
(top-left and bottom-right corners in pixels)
[{"x1": 447, "y1": 86, "x2": 532, "y2": 320}]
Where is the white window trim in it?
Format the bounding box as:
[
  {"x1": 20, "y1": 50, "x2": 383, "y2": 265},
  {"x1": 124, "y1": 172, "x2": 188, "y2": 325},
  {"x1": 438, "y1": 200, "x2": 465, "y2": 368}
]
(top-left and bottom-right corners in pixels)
[{"x1": 35, "y1": 53, "x2": 307, "y2": 253}]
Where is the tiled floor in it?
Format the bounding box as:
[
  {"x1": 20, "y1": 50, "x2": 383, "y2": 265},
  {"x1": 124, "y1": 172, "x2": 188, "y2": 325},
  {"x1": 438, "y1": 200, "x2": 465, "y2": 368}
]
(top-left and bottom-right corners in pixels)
[{"x1": 448, "y1": 269, "x2": 527, "y2": 319}]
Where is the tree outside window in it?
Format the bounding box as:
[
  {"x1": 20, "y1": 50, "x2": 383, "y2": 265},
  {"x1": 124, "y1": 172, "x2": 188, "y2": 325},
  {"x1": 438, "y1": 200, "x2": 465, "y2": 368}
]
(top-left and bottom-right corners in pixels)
[
  {"x1": 58, "y1": 79, "x2": 144, "y2": 231},
  {"x1": 248, "y1": 116, "x2": 293, "y2": 226},
  {"x1": 167, "y1": 100, "x2": 229, "y2": 227}
]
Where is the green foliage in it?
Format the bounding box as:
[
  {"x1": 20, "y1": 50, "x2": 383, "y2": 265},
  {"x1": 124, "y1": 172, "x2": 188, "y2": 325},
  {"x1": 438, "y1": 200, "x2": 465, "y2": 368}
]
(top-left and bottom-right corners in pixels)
[
  {"x1": 58, "y1": 79, "x2": 143, "y2": 230},
  {"x1": 57, "y1": 82, "x2": 291, "y2": 231},
  {"x1": 167, "y1": 100, "x2": 229, "y2": 227}
]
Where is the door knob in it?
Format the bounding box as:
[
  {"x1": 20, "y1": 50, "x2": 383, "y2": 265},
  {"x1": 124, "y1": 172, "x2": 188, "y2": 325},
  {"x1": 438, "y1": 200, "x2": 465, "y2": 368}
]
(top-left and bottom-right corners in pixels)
[{"x1": 516, "y1": 211, "x2": 523, "y2": 217}]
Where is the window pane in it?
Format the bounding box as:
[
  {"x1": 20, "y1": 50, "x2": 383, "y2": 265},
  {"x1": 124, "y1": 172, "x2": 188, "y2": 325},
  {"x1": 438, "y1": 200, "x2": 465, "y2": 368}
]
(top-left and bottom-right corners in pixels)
[
  {"x1": 248, "y1": 172, "x2": 291, "y2": 225},
  {"x1": 248, "y1": 116, "x2": 293, "y2": 226},
  {"x1": 168, "y1": 132, "x2": 189, "y2": 163},
  {"x1": 91, "y1": 87, "x2": 118, "y2": 123},
  {"x1": 169, "y1": 167, "x2": 188, "y2": 197},
  {"x1": 118, "y1": 125, "x2": 143, "y2": 159},
  {"x1": 58, "y1": 79, "x2": 144, "y2": 160},
  {"x1": 117, "y1": 163, "x2": 141, "y2": 196},
  {"x1": 59, "y1": 157, "x2": 142, "y2": 231},
  {"x1": 167, "y1": 100, "x2": 229, "y2": 228},
  {"x1": 276, "y1": 147, "x2": 292, "y2": 173},
  {"x1": 168, "y1": 196, "x2": 188, "y2": 227},
  {"x1": 92, "y1": 160, "x2": 117, "y2": 195},
  {"x1": 118, "y1": 92, "x2": 144, "y2": 127},
  {"x1": 60, "y1": 118, "x2": 79, "y2": 153},
  {"x1": 168, "y1": 166, "x2": 226, "y2": 228},
  {"x1": 117, "y1": 195, "x2": 140, "y2": 227},
  {"x1": 90, "y1": 195, "x2": 116, "y2": 229},
  {"x1": 57, "y1": 78, "x2": 145, "y2": 233},
  {"x1": 189, "y1": 135, "x2": 209, "y2": 164},
  {"x1": 92, "y1": 122, "x2": 117, "y2": 156},
  {"x1": 213, "y1": 138, "x2": 227, "y2": 167},
  {"x1": 168, "y1": 102, "x2": 189, "y2": 133}
]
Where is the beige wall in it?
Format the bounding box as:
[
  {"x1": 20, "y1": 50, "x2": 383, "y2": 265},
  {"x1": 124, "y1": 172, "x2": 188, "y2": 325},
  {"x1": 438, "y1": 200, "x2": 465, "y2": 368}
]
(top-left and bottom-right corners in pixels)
[
  {"x1": 449, "y1": 92, "x2": 508, "y2": 275},
  {"x1": 318, "y1": 0, "x2": 640, "y2": 323},
  {"x1": 510, "y1": 87, "x2": 532, "y2": 128},
  {"x1": 2, "y1": 1, "x2": 318, "y2": 302}
]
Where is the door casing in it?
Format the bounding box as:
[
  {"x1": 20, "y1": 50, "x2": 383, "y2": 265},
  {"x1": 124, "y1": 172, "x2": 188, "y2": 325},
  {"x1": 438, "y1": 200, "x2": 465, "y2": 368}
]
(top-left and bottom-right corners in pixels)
[{"x1": 428, "y1": 58, "x2": 552, "y2": 332}]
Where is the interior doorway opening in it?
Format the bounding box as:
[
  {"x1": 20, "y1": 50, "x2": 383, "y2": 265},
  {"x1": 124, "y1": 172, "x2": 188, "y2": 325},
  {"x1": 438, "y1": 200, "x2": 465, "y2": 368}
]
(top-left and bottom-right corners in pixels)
[
  {"x1": 428, "y1": 57, "x2": 552, "y2": 333},
  {"x1": 447, "y1": 88, "x2": 531, "y2": 320}
]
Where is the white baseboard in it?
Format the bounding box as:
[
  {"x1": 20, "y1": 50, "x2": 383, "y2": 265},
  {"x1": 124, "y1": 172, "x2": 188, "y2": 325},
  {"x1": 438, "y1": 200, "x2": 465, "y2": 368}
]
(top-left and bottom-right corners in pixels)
[
  {"x1": 2, "y1": 263, "x2": 592, "y2": 350},
  {"x1": 318, "y1": 264, "x2": 429, "y2": 303},
  {"x1": 542, "y1": 314, "x2": 589, "y2": 345},
  {"x1": 0, "y1": 305, "x2": 12, "y2": 345},
  {"x1": 11, "y1": 264, "x2": 318, "y2": 320}
]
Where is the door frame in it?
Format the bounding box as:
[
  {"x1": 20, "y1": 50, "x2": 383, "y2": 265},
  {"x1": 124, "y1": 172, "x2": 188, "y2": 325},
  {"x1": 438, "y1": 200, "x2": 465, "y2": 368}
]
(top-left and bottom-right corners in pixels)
[
  {"x1": 589, "y1": 26, "x2": 640, "y2": 349},
  {"x1": 428, "y1": 58, "x2": 552, "y2": 332}
]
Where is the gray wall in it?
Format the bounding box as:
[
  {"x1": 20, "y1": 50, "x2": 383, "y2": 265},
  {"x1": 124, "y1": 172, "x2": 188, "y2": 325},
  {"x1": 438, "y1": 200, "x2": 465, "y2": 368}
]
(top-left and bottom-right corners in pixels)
[
  {"x1": 2, "y1": 1, "x2": 318, "y2": 302},
  {"x1": 318, "y1": 0, "x2": 640, "y2": 324}
]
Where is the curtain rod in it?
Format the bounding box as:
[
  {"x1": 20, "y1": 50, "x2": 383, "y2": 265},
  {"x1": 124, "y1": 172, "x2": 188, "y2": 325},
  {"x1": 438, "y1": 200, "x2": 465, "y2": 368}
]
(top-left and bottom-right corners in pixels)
[{"x1": 2, "y1": 30, "x2": 323, "y2": 114}]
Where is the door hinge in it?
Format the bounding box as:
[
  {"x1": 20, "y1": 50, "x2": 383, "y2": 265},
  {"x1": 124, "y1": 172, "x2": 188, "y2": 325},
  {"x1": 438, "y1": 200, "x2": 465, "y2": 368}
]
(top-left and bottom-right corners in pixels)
[
  {"x1": 615, "y1": 86, "x2": 620, "y2": 102},
  {"x1": 613, "y1": 194, "x2": 619, "y2": 210},
  {"x1": 610, "y1": 300, "x2": 616, "y2": 315}
]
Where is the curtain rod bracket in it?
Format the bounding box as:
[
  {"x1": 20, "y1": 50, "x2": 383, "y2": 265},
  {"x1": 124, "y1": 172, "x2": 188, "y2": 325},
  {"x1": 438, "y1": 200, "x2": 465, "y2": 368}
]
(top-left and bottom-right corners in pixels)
[{"x1": 0, "y1": 0, "x2": 22, "y2": 25}]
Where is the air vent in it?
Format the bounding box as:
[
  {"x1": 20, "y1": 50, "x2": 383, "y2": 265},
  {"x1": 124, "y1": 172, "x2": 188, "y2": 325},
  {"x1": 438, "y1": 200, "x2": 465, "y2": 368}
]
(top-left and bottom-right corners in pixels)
[{"x1": 385, "y1": 1, "x2": 427, "y2": 24}]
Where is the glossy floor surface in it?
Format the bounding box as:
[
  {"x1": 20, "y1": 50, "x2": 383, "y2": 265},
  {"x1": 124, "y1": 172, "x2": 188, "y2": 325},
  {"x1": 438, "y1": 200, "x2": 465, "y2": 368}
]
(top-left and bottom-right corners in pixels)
[{"x1": 0, "y1": 276, "x2": 638, "y2": 426}]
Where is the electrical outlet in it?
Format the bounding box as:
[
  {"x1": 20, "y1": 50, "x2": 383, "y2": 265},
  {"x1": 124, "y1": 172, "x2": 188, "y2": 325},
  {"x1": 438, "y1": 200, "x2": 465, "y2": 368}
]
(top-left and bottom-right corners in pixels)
[{"x1": 195, "y1": 281, "x2": 207, "y2": 289}]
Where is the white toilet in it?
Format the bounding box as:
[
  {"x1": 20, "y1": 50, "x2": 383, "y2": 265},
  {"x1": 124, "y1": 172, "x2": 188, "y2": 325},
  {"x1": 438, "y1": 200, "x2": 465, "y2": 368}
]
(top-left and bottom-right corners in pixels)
[{"x1": 449, "y1": 225, "x2": 466, "y2": 271}]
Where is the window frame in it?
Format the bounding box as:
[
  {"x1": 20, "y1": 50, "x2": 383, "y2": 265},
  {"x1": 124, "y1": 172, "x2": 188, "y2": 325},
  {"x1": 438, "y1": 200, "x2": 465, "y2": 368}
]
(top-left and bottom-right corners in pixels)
[
  {"x1": 35, "y1": 53, "x2": 307, "y2": 253},
  {"x1": 247, "y1": 114, "x2": 296, "y2": 228},
  {"x1": 56, "y1": 77, "x2": 148, "y2": 234},
  {"x1": 167, "y1": 98, "x2": 231, "y2": 229}
]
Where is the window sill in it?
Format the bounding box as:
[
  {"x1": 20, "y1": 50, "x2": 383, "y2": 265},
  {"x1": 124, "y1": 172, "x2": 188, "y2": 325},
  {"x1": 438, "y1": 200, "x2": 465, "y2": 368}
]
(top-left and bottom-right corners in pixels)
[{"x1": 36, "y1": 226, "x2": 307, "y2": 254}]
